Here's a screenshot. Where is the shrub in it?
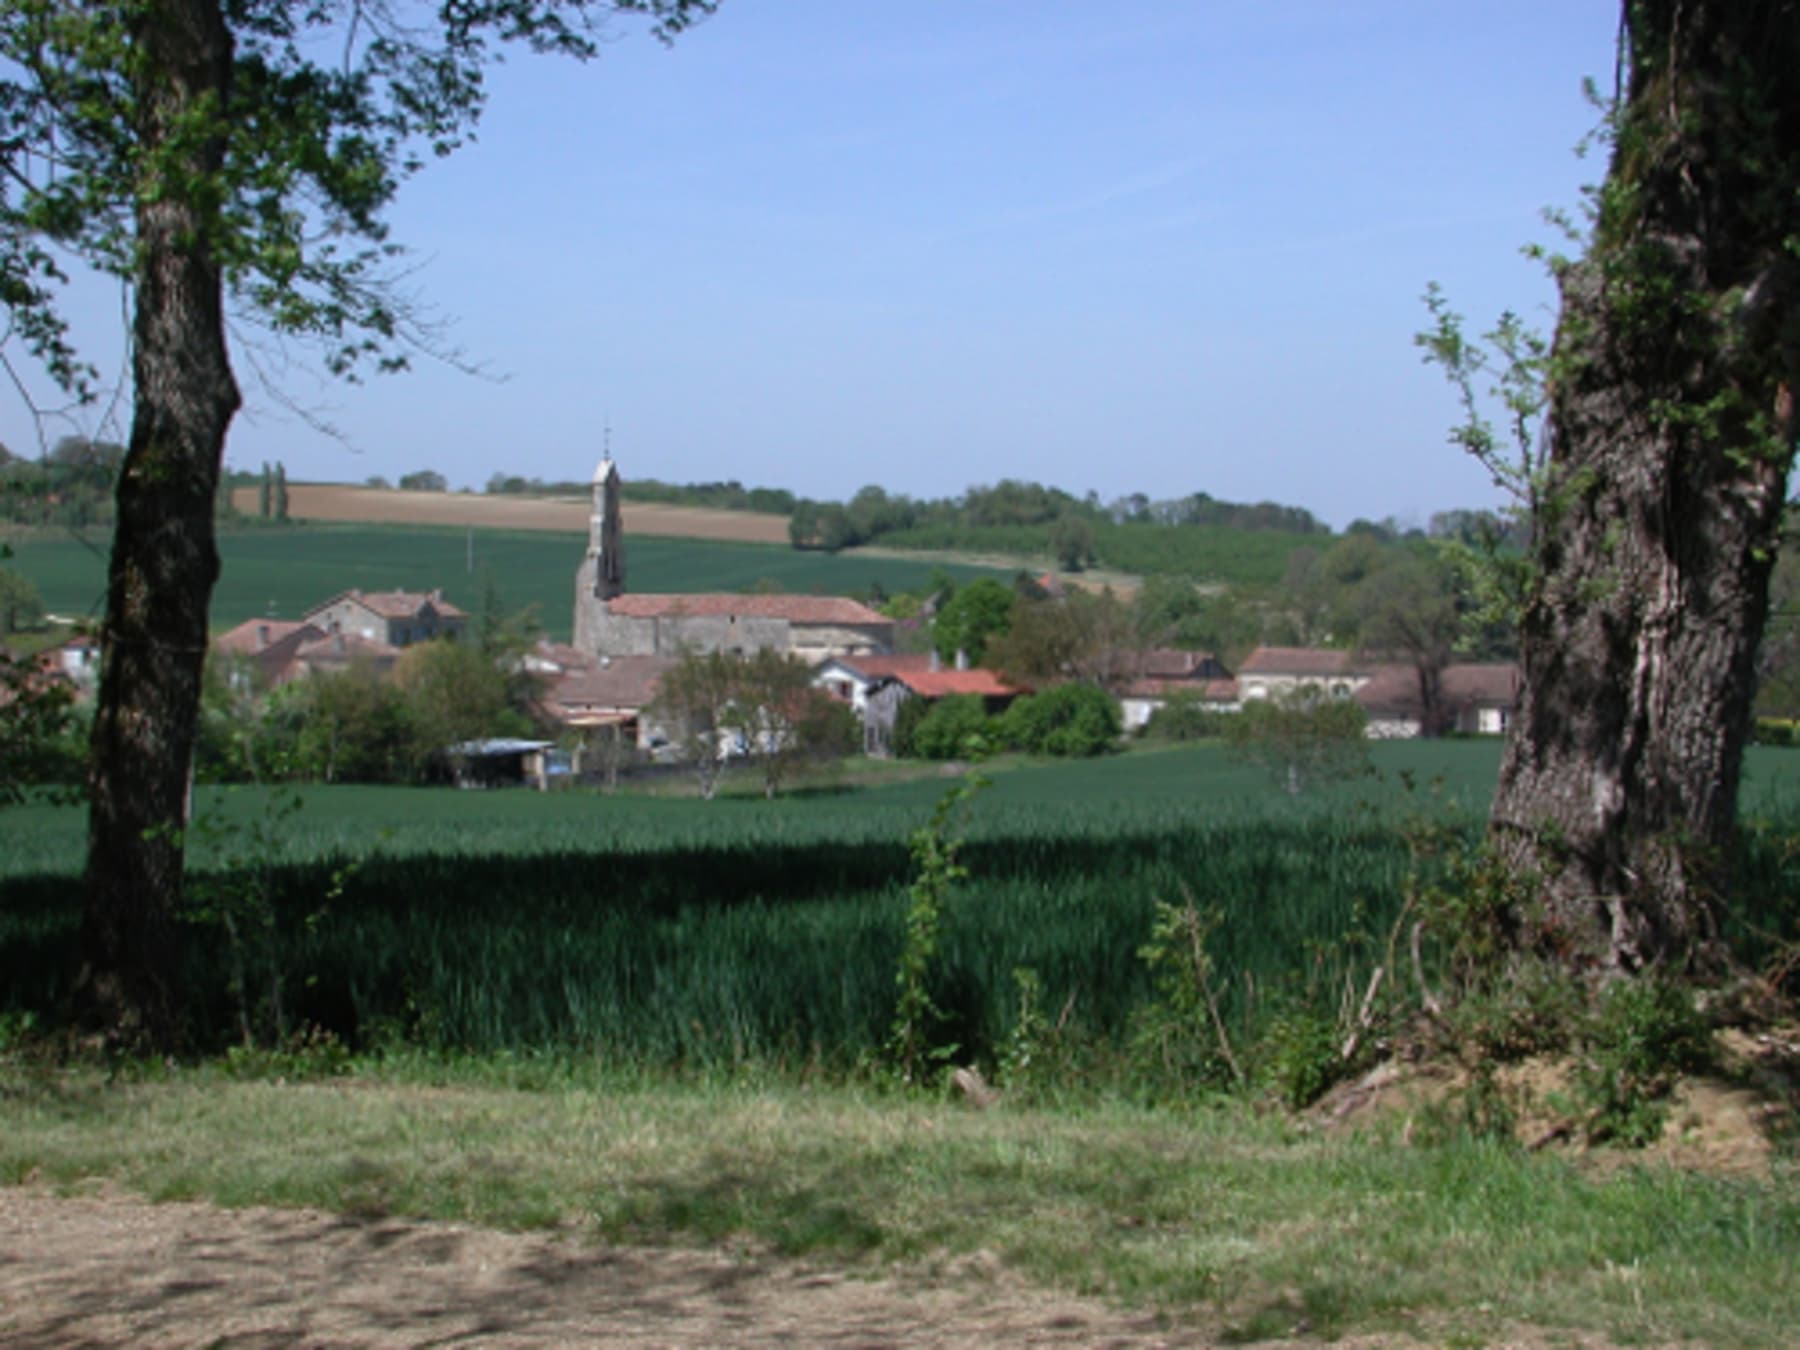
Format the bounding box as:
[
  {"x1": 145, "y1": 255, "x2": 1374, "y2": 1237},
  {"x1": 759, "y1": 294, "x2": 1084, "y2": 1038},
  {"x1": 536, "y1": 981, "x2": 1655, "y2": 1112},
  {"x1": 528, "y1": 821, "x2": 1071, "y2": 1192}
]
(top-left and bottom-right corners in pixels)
[
  {"x1": 1001, "y1": 683, "x2": 1120, "y2": 757},
  {"x1": 1140, "y1": 691, "x2": 1232, "y2": 742},
  {"x1": 908, "y1": 694, "x2": 992, "y2": 760}
]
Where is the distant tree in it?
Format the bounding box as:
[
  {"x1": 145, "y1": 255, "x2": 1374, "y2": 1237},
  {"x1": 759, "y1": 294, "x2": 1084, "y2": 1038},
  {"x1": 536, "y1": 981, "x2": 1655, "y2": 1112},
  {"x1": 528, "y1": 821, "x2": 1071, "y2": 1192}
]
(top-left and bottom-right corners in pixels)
[
  {"x1": 1226, "y1": 688, "x2": 1370, "y2": 795},
  {"x1": 0, "y1": 567, "x2": 46, "y2": 634},
  {"x1": 0, "y1": 651, "x2": 77, "y2": 804},
  {"x1": 648, "y1": 648, "x2": 740, "y2": 800},
  {"x1": 932, "y1": 577, "x2": 1014, "y2": 665},
  {"x1": 1139, "y1": 690, "x2": 1232, "y2": 742},
  {"x1": 273, "y1": 463, "x2": 290, "y2": 522},
  {"x1": 257, "y1": 463, "x2": 272, "y2": 519},
  {"x1": 730, "y1": 648, "x2": 855, "y2": 797},
  {"x1": 990, "y1": 587, "x2": 1139, "y2": 691},
  {"x1": 392, "y1": 639, "x2": 524, "y2": 774},
  {"x1": 365, "y1": 476, "x2": 392, "y2": 490},
  {"x1": 398, "y1": 469, "x2": 449, "y2": 493},
  {"x1": 1050, "y1": 513, "x2": 1096, "y2": 571},
  {"x1": 1355, "y1": 556, "x2": 1462, "y2": 737},
  {"x1": 296, "y1": 664, "x2": 410, "y2": 783}
]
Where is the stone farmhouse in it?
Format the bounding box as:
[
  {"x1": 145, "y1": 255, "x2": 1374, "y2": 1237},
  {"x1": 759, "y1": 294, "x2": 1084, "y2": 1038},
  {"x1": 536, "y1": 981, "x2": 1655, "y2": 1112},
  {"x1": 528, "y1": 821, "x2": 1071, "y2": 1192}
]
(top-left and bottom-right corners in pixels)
[
  {"x1": 303, "y1": 588, "x2": 466, "y2": 648},
  {"x1": 571, "y1": 457, "x2": 892, "y2": 663},
  {"x1": 212, "y1": 588, "x2": 464, "y2": 687}
]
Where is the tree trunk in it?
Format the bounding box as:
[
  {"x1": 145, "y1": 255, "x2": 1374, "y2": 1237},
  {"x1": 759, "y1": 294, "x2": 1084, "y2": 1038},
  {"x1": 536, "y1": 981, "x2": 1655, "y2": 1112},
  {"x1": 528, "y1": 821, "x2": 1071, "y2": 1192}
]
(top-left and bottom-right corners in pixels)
[
  {"x1": 77, "y1": 0, "x2": 240, "y2": 1048},
  {"x1": 1490, "y1": 0, "x2": 1800, "y2": 977}
]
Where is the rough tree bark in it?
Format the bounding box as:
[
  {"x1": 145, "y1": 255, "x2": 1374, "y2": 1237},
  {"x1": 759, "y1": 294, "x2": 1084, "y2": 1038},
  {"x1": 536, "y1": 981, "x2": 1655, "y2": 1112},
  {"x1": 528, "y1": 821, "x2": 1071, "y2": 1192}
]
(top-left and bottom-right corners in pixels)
[
  {"x1": 1491, "y1": 0, "x2": 1800, "y2": 976},
  {"x1": 77, "y1": 0, "x2": 242, "y2": 1046}
]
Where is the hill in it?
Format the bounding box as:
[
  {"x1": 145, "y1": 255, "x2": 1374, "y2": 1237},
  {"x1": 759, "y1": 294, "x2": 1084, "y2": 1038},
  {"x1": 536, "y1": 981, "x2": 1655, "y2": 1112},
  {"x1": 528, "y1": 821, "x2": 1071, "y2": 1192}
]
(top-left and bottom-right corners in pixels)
[{"x1": 8, "y1": 523, "x2": 1010, "y2": 640}]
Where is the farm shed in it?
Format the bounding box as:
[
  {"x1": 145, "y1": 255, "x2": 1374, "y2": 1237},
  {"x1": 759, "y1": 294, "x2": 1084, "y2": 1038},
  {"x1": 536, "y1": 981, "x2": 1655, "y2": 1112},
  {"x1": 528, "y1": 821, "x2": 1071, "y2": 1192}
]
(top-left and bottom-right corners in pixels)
[{"x1": 445, "y1": 738, "x2": 562, "y2": 790}]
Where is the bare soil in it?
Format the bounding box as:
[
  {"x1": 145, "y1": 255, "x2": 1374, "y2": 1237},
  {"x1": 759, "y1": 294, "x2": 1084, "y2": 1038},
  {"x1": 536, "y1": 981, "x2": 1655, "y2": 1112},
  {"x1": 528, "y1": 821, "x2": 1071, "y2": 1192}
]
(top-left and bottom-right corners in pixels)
[
  {"x1": 234, "y1": 484, "x2": 791, "y2": 544},
  {"x1": 0, "y1": 1184, "x2": 1190, "y2": 1348},
  {"x1": 1311, "y1": 1026, "x2": 1800, "y2": 1175}
]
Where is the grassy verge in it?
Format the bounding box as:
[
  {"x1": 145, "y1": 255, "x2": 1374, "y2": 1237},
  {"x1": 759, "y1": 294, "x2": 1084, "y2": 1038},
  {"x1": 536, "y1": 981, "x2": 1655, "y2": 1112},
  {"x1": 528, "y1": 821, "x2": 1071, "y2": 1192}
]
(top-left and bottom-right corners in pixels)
[{"x1": 1, "y1": 1061, "x2": 1794, "y2": 1345}]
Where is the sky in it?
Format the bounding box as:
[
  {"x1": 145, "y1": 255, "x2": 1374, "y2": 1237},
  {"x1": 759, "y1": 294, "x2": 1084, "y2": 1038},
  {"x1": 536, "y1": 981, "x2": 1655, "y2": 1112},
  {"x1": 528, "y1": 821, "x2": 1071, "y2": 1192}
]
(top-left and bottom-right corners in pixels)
[{"x1": 1, "y1": 2, "x2": 1624, "y2": 530}]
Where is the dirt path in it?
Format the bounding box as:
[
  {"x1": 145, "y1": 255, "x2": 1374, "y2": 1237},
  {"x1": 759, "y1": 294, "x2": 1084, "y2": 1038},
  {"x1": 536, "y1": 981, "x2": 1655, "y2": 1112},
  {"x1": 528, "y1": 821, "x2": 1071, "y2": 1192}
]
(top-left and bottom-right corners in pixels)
[{"x1": 0, "y1": 1186, "x2": 1197, "y2": 1348}]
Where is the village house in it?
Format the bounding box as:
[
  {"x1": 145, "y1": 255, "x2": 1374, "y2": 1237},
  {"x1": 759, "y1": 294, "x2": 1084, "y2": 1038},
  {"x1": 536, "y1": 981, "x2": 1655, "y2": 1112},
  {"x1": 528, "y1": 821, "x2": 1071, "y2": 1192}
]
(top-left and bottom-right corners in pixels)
[
  {"x1": 302, "y1": 588, "x2": 466, "y2": 648},
  {"x1": 572, "y1": 457, "x2": 893, "y2": 663},
  {"x1": 1353, "y1": 662, "x2": 1523, "y2": 738},
  {"x1": 213, "y1": 618, "x2": 399, "y2": 686},
  {"x1": 813, "y1": 652, "x2": 1024, "y2": 756},
  {"x1": 1233, "y1": 646, "x2": 1521, "y2": 739},
  {"x1": 1235, "y1": 646, "x2": 1370, "y2": 702},
  {"x1": 531, "y1": 648, "x2": 677, "y2": 753},
  {"x1": 1116, "y1": 648, "x2": 1237, "y2": 731}
]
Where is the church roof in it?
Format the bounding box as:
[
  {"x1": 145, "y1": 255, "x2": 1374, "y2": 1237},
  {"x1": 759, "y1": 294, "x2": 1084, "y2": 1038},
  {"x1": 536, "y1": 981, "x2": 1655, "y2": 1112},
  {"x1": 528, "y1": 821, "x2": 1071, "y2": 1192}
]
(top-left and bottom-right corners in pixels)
[{"x1": 606, "y1": 593, "x2": 888, "y2": 625}]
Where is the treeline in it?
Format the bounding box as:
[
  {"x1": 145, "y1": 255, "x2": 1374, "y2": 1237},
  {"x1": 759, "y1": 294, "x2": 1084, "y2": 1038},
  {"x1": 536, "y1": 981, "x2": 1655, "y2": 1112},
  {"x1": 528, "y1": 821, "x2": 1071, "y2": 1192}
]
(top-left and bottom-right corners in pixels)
[
  {"x1": 787, "y1": 481, "x2": 1335, "y2": 571},
  {"x1": 0, "y1": 437, "x2": 124, "y2": 528},
  {"x1": 1, "y1": 437, "x2": 269, "y2": 530},
  {"x1": 483, "y1": 471, "x2": 796, "y2": 515}
]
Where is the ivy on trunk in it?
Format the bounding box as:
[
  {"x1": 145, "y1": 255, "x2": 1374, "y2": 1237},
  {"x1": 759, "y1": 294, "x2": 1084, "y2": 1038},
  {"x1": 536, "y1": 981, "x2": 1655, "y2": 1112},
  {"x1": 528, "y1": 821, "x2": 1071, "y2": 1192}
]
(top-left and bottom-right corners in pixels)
[{"x1": 1491, "y1": 0, "x2": 1800, "y2": 977}]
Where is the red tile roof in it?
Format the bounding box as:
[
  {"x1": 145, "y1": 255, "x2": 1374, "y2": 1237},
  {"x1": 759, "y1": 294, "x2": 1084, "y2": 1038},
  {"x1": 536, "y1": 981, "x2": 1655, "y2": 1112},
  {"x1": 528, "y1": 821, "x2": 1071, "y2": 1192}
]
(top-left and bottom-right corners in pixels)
[
  {"x1": 894, "y1": 668, "x2": 1022, "y2": 699},
  {"x1": 605, "y1": 593, "x2": 888, "y2": 625},
  {"x1": 214, "y1": 619, "x2": 322, "y2": 655},
  {"x1": 825, "y1": 652, "x2": 938, "y2": 680}
]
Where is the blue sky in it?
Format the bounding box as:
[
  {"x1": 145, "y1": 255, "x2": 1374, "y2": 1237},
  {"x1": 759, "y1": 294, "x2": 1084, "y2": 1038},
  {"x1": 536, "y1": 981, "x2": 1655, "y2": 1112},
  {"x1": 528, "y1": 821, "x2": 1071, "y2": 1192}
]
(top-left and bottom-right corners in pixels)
[{"x1": 2, "y1": 2, "x2": 1621, "y2": 529}]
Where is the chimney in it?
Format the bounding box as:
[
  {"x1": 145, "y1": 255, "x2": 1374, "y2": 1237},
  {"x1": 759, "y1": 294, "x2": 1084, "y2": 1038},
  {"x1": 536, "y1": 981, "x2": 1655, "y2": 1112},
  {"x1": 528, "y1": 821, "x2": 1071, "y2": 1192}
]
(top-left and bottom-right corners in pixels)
[
  {"x1": 256, "y1": 624, "x2": 270, "y2": 650},
  {"x1": 929, "y1": 650, "x2": 942, "y2": 672},
  {"x1": 955, "y1": 648, "x2": 969, "y2": 671}
]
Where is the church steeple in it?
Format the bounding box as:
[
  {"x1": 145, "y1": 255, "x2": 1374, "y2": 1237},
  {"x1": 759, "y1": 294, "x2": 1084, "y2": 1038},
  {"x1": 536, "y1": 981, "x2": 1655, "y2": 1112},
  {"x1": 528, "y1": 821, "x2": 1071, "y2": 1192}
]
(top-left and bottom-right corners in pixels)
[{"x1": 588, "y1": 450, "x2": 625, "y2": 600}]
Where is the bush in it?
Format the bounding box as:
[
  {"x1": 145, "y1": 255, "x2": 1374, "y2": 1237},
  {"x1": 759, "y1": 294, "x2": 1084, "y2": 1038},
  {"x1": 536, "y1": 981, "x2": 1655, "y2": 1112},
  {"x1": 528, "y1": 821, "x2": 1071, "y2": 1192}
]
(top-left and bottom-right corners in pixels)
[
  {"x1": 907, "y1": 694, "x2": 992, "y2": 760},
  {"x1": 1139, "y1": 691, "x2": 1233, "y2": 741},
  {"x1": 1000, "y1": 683, "x2": 1120, "y2": 757}
]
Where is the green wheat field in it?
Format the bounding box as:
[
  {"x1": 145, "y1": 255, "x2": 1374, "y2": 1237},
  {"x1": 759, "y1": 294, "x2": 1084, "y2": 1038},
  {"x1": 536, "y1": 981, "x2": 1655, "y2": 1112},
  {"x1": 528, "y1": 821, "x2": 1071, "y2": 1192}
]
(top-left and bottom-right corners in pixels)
[{"x1": 6, "y1": 742, "x2": 1798, "y2": 1066}]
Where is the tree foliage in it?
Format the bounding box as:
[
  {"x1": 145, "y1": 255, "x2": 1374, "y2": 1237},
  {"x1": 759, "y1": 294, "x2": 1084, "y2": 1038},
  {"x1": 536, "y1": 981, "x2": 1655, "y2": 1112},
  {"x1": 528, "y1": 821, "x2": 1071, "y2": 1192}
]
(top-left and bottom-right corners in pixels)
[
  {"x1": 1226, "y1": 689, "x2": 1370, "y2": 796},
  {"x1": 0, "y1": 0, "x2": 716, "y2": 1045},
  {"x1": 932, "y1": 577, "x2": 1014, "y2": 665}
]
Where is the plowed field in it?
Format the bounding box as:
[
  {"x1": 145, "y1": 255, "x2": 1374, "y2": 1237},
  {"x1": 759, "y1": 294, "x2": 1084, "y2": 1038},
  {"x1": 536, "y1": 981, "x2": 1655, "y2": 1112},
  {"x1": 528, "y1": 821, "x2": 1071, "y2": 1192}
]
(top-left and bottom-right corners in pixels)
[{"x1": 234, "y1": 484, "x2": 790, "y2": 543}]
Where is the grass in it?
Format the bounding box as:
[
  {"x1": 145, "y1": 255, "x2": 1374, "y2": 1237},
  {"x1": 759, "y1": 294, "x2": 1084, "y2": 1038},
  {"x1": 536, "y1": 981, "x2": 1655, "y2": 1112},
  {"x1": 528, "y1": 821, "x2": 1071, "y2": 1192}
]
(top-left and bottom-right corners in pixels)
[
  {"x1": 1, "y1": 521, "x2": 1011, "y2": 638},
  {"x1": 1, "y1": 1062, "x2": 1794, "y2": 1344}
]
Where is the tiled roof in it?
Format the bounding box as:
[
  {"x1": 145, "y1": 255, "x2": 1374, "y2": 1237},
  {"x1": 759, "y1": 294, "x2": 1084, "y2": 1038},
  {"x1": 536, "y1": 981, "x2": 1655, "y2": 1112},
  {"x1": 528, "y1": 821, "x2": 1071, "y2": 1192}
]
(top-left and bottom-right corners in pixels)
[
  {"x1": 822, "y1": 652, "x2": 937, "y2": 680},
  {"x1": 542, "y1": 655, "x2": 675, "y2": 712},
  {"x1": 1354, "y1": 662, "x2": 1523, "y2": 718},
  {"x1": 893, "y1": 668, "x2": 1022, "y2": 699},
  {"x1": 305, "y1": 589, "x2": 467, "y2": 621},
  {"x1": 1239, "y1": 646, "x2": 1359, "y2": 677},
  {"x1": 1138, "y1": 648, "x2": 1224, "y2": 679},
  {"x1": 606, "y1": 593, "x2": 889, "y2": 625},
  {"x1": 1442, "y1": 662, "x2": 1524, "y2": 706},
  {"x1": 214, "y1": 619, "x2": 321, "y2": 654}
]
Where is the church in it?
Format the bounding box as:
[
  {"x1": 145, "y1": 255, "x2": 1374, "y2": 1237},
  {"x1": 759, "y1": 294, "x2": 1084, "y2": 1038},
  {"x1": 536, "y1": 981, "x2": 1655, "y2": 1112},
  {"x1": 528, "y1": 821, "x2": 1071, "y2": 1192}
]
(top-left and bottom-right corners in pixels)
[{"x1": 571, "y1": 457, "x2": 895, "y2": 664}]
